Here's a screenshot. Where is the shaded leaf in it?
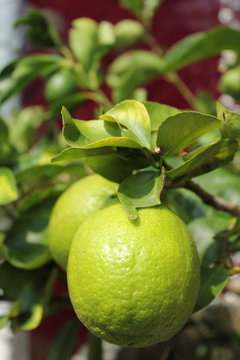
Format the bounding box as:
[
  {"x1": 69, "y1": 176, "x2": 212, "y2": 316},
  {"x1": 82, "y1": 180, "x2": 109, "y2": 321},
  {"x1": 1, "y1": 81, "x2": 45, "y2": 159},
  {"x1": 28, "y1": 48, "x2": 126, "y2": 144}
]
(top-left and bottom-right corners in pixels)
[
  {"x1": 189, "y1": 216, "x2": 232, "y2": 267},
  {"x1": 47, "y1": 319, "x2": 80, "y2": 360},
  {"x1": 142, "y1": 101, "x2": 181, "y2": 131},
  {"x1": 164, "y1": 26, "x2": 240, "y2": 72},
  {"x1": 157, "y1": 112, "x2": 221, "y2": 156},
  {"x1": 2, "y1": 201, "x2": 53, "y2": 269},
  {"x1": 15, "y1": 10, "x2": 62, "y2": 49},
  {"x1": 167, "y1": 138, "x2": 238, "y2": 181},
  {"x1": 216, "y1": 102, "x2": 240, "y2": 140},
  {"x1": 107, "y1": 50, "x2": 163, "y2": 102},
  {"x1": 194, "y1": 266, "x2": 228, "y2": 312},
  {"x1": 101, "y1": 100, "x2": 152, "y2": 149},
  {"x1": 0, "y1": 167, "x2": 18, "y2": 205},
  {"x1": 118, "y1": 170, "x2": 164, "y2": 220},
  {"x1": 0, "y1": 117, "x2": 8, "y2": 141}
]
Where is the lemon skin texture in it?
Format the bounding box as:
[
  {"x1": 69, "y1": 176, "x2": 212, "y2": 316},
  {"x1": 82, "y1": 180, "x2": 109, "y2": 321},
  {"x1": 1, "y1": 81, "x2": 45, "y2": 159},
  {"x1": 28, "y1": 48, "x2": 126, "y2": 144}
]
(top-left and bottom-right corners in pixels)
[
  {"x1": 67, "y1": 200, "x2": 200, "y2": 347},
  {"x1": 48, "y1": 174, "x2": 117, "y2": 270}
]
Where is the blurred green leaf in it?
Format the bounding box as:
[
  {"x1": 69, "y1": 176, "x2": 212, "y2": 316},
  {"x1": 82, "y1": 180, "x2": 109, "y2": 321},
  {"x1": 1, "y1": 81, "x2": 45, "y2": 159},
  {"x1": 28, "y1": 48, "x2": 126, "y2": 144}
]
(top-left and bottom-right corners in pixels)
[
  {"x1": 118, "y1": 170, "x2": 164, "y2": 219},
  {"x1": 8, "y1": 106, "x2": 46, "y2": 153},
  {"x1": 0, "y1": 143, "x2": 16, "y2": 166},
  {"x1": 167, "y1": 138, "x2": 238, "y2": 181},
  {"x1": 15, "y1": 10, "x2": 62, "y2": 49},
  {"x1": 107, "y1": 50, "x2": 163, "y2": 102},
  {"x1": 0, "y1": 117, "x2": 8, "y2": 141},
  {"x1": 2, "y1": 201, "x2": 53, "y2": 269},
  {"x1": 0, "y1": 167, "x2": 18, "y2": 205},
  {"x1": 115, "y1": 20, "x2": 146, "y2": 47},
  {"x1": 194, "y1": 266, "x2": 228, "y2": 312},
  {"x1": 49, "y1": 93, "x2": 86, "y2": 118},
  {"x1": 143, "y1": 101, "x2": 181, "y2": 131},
  {"x1": 47, "y1": 319, "x2": 80, "y2": 360},
  {"x1": 101, "y1": 100, "x2": 152, "y2": 149},
  {"x1": 69, "y1": 18, "x2": 98, "y2": 71},
  {"x1": 163, "y1": 26, "x2": 240, "y2": 73},
  {"x1": 120, "y1": 0, "x2": 163, "y2": 20},
  {"x1": 157, "y1": 112, "x2": 221, "y2": 156},
  {"x1": 120, "y1": 0, "x2": 141, "y2": 16},
  {"x1": 195, "y1": 91, "x2": 216, "y2": 115},
  {"x1": 0, "y1": 54, "x2": 62, "y2": 103},
  {"x1": 189, "y1": 216, "x2": 232, "y2": 267},
  {"x1": 216, "y1": 102, "x2": 240, "y2": 141}
]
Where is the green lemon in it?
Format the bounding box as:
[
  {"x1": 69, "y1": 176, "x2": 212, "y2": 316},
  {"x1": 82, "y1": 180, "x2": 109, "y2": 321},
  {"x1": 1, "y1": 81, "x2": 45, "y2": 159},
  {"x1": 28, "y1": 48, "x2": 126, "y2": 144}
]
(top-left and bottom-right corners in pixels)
[
  {"x1": 219, "y1": 67, "x2": 240, "y2": 100},
  {"x1": 67, "y1": 200, "x2": 200, "y2": 347},
  {"x1": 48, "y1": 174, "x2": 117, "y2": 269},
  {"x1": 45, "y1": 70, "x2": 78, "y2": 103}
]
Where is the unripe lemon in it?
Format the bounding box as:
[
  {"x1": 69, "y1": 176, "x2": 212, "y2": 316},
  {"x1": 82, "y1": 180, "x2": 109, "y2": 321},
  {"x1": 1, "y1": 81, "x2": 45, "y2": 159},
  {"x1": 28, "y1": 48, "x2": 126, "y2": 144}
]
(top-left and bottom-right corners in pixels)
[
  {"x1": 67, "y1": 200, "x2": 200, "y2": 347},
  {"x1": 219, "y1": 67, "x2": 240, "y2": 100},
  {"x1": 45, "y1": 70, "x2": 78, "y2": 103},
  {"x1": 48, "y1": 174, "x2": 117, "y2": 269}
]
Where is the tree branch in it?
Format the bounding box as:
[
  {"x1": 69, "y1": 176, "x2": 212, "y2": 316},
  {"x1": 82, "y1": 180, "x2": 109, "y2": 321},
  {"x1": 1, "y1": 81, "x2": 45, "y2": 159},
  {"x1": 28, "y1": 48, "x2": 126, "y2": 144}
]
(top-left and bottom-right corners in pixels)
[{"x1": 167, "y1": 179, "x2": 240, "y2": 217}]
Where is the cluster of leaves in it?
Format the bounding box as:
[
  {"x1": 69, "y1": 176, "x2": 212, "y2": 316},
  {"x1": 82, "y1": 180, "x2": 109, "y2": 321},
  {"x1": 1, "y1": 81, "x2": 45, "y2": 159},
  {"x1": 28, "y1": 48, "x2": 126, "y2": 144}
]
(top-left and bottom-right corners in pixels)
[{"x1": 1, "y1": 0, "x2": 240, "y2": 358}]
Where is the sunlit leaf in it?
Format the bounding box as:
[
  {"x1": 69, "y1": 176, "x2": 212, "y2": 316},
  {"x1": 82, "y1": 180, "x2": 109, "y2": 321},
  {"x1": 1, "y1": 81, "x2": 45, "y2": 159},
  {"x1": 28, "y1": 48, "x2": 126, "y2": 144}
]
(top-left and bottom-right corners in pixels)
[
  {"x1": 216, "y1": 102, "x2": 240, "y2": 140},
  {"x1": 115, "y1": 20, "x2": 146, "y2": 47},
  {"x1": 143, "y1": 101, "x2": 181, "y2": 131},
  {"x1": 0, "y1": 167, "x2": 18, "y2": 205}
]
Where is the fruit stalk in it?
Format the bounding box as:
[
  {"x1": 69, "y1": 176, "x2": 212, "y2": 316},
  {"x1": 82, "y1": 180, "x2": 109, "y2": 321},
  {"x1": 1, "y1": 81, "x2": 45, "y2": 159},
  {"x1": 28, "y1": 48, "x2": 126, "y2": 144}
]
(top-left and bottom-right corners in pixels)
[{"x1": 88, "y1": 333, "x2": 102, "y2": 360}]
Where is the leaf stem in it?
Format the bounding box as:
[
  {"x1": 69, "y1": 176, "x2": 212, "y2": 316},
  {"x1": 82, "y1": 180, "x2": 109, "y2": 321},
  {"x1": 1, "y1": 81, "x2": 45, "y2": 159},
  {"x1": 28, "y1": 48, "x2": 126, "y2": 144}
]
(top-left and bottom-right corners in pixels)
[
  {"x1": 88, "y1": 333, "x2": 102, "y2": 360},
  {"x1": 164, "y1": 73, "x2": 197, "y2": 109}
]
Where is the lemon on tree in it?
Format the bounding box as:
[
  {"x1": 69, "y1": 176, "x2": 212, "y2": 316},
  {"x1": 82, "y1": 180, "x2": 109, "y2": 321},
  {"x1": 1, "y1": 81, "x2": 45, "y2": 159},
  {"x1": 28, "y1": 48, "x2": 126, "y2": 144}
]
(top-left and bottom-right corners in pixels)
[
  {"x1": 219, "y1": 66, "x2": 240, "y2": 101},
  {"x1": 48, "y1": 174, "x2": 117, "y2": 269},
  {"x1": 67, "y1": 200, "x2": 200, "y2": 347},
  {"x1": 45, "y1": 70, "x2": 78, "y2": 103}
]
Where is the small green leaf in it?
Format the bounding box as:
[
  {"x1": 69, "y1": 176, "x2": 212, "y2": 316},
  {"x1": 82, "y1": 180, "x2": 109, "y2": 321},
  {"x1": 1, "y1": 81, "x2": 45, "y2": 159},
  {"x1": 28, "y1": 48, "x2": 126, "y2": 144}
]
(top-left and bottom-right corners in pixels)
[
  {"x1": 115, "y1": 20, "x2": 146, "y2": 47},
  {"x1": 69, "y1": 18, "x2": 98, "y2": 71},
  {"x1": 120, "y1": 0, "x2": 141, "y2": 16},
  {"x1": 0, "y1": 167, "x2": 18, "y2": 205},
  {"x1": 118, "y1": 170, "x2": 164, "y2": 220},
  {"x1": 101, "y1": 100, "x2": 152, "y2": 149},
  {"x1": 164, "y1": 26, "x2": 240, "y2": 72},
  {"x1": 15, "y1": 10, "x2": 62, "y2": 49},
  {"x1": 98, "y1": 21, "x2": 115, "y2": 51},
  {"x1": 216, "y1": 102, "x2": 240, "y2": 140},
  {"x1": 2, "y1": 201, "x2": 53, "y2": 269},
  {"x1": 167, "y1": 138, "x2": 238, "y2": 181},
  {"x1": 107, "y1": 50, "x2": 163, "y2": 102},
  {"x1": 157, "y1": 112, "x2": 221, "y2": 156},
  {"x1": 194, "y1": 266, "x2": 228, "y2": 312},
  {"x1": 142, "y1": 101, "x2": 181, "y2": 131},
  {"x1": 0, "y1": 117, "x2": 9, "y2": 141},
  {"x1": 47, "y1": 319, "x2": 80, "y2": 360}
]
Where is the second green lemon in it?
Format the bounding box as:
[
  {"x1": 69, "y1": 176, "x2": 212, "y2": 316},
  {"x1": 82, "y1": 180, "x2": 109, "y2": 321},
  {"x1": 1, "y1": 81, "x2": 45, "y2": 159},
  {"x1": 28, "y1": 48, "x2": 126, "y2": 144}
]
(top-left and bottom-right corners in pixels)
[{"x1": 48, "y1": 174, "x2": 117, "y2": 269}]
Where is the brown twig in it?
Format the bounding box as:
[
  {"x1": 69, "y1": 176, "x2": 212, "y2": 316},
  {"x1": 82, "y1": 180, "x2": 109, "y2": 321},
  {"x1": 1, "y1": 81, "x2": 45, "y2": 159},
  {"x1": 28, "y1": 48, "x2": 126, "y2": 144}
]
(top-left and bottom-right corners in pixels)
[{"x1": 166, "y1": 179, "x2": 240, "y2": 218}]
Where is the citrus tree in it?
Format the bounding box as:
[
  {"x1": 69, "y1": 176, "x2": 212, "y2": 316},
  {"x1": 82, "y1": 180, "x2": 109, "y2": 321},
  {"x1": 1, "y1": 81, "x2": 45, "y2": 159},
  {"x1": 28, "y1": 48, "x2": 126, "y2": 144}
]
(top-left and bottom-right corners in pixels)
[{"x1": 1, "y1": 1, "x2": 240, "y2": 359}]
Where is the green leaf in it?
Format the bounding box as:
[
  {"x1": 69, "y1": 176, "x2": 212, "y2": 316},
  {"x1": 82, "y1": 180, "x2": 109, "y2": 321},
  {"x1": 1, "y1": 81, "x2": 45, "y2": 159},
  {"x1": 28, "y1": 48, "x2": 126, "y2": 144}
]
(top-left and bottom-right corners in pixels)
[
  {"x1": 216, "y1": 102, "x2": 240, "y2": 140},
  {"x1": 15, "y1": 10, "x2": 62, "y2": 49},
  {"x1": 120, "y1": 0, "x2": 141, "y2": 16},
  {"x1": 142, "y1": 101, "x2": 181, "y2": 131},
  {"x1": 167, "y1": 138, "x2": 238, "y2": 181},
  {"x1": 52, "y1": 147, "x2": 132, "y2": 183},
  {"x1": 0, "y1": 117, "x2": 8, "y2": 141},
  {"x1": 0, "y1": 54, "x2": 62, "y2": 103},
  {"x1": 12, "y1": 267, "x2": 58, "y2": 331},
  {"x1": 163, "y1": 26, "x2": 240, "y2": 73},
  {"x1": 115, "y1": 20, "x2": 146, "y2": 47},
  {"x1": 62, "y1": 106, "x2": 142, "y2": 149},
  {"x1": 8, "y1": 106, "x2": 46, "y2": 152},
  {"x1": 194, "y1": 266, "x2": 228, "y2": 312},
  {"x1": 98, "y1": 21, "x2": 115, "y2": 52},
  {"x1": 157, "y1": 112, "x2": 221, "y2": 156},
  {"x1": 49, "y1": 93, "x2": 86, "y2": 118},
  {"x1": 69, "y1": 18, "x2": 98, "y2": 71},
  {"x1": 118, "y1": 170, "x2": 164, "y2": 220},
  {"x1": 0, "y1": 167, "x2": 18, "y2": 205},
  {"x1": 101, "y1": 100, "x2": 152, "y2": 149},
  {"x1": 142, "y1": 0, "x2": 164, "y2": 20},
  {"x1": 2, "y1": 201, "x2": 53, "y2": 269},
  {"x1": 107, "y1": 50, "x2": 163, "y2": 102},
  {"x1": 120, "y1": 0, "x2": 163, "y2": 19},
  {"x1": 195, "y1": 91, "x2": 216, "y2": 115},
  {"x1": 189, "y1": 216, "x2": 232, "y2": 267},
  {"x1": 47, "y1": 319, "x2": 80, "y2": 360}
]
